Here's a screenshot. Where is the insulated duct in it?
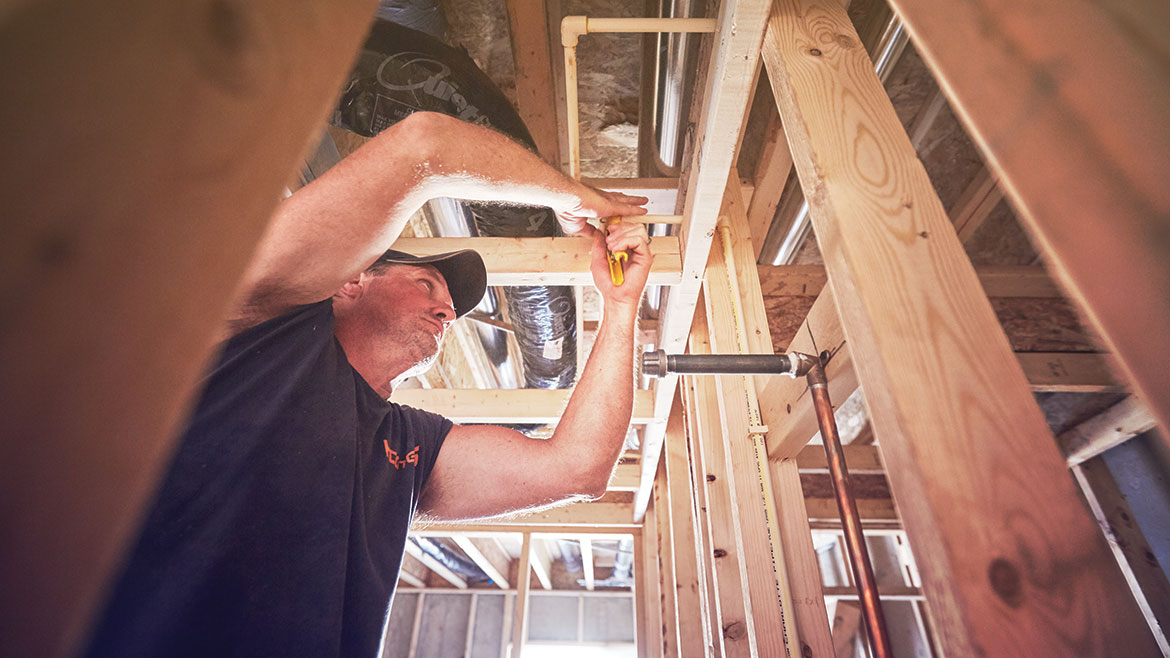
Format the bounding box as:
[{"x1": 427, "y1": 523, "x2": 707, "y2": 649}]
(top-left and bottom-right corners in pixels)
[
  {"x1": 409, "y1": 537, "x2": 492, "y2": 585},
  {"x1": 332, "y1": 19, "x2": 577, "y2": 389}
]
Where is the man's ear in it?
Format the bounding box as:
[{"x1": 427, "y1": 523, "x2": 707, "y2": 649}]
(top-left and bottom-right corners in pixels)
[{"x1": 334, "y1": 272, "x2": 369, "y2": 301}]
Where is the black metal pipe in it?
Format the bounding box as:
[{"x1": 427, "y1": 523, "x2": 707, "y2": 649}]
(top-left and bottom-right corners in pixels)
[
  {"x1": 807, "y1": 364, "x2": 893, "y2": 658},
  {"x1": 641, "y1": 350, "x2": 815, "y2": 377}
]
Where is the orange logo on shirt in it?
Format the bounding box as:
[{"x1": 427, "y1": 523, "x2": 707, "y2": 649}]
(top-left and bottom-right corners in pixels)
[{"x1": 384, "y1": 442, "x2": 419, "y2": 470}]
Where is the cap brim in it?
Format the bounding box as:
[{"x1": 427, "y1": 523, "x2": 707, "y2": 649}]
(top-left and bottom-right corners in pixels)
[{"x1": 380, "y1": 249, "x2": 487, "y2": 318}]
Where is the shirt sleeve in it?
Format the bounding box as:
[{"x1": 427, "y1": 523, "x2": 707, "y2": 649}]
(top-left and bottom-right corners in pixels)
[{"x1": 389, "y1": 403, "x2": 453, "y2": 498}]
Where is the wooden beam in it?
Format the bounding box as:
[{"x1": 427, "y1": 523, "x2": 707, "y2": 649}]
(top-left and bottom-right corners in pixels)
[
  {"x1": 760, "y1": 290, "x2": 856, "y2": 462},
  {"x1": 803, "y1": 498, "x2": 898, "y2": 522},
  {"x1": 390, "y1": 388, "x2": 656, "y2": 424},
  {"x1": 606, "y1": 462, "x2": 642, "y2": 492},
  {"x1": 1060, "y1": 397, "x2": 1157, "y2": 466},
  {"x1": 641, "y1": 497, "x2": 664, "y2": 658},
  {"x1": 414, "y1": 527, "x2": 634, "y2": 539},
  {"x1": 653, "y1": 461, "x2": 679, "y2": 658},
  {"x1": 529, "y1": 538, "x2": 553, "y2": 590},
  {"x1": 392, "y1": 237, "x2": 681, "y2": 286},
  {"x1": 636, "y1": 0, "x2": 776, "y2": 521},
  {"x1": 759, "y1": 264, "x2": 1064, "y2": 298},
  {"x1": 505, "y1": 0, "x2": 560, "y2": 166},
  {"x1": 414, "y1": 494, "x2": 639, "y2": 530},
  {"x1": 633, "y1": 531, "x2": 650, "y2": 658},
  {"x1": 1072, "y1": 457, "x2": 1170, "y2": 655},
  {"x1": 510, "y1": 534, "x2": 532, "y2": 658},
  {"x1": 885, "y1": 0, "x2": 1170, "y2": 438},
  {"x1": 680, "y1": 378, "x2": 721, "y2": 656},
  {"x1": 452, "y1": 536, "x2": 512, "y2": 589},
  {"x1": 823, "y1": 586, "x2": 925, "y2": 601},
  {"x1": 662, "y1": 402, "x2": 710, "y2": 658},
  {"x1": 762, "y1": 0, "x2": 1160, "y2": 655},
  {"x1": 949, "y1": 166, "x2": 1003, "y2": 243},
  {"x1": 712, "y1": 174, "x2": 836, "y2": 656},
  {"x1": 795, "y1": 444, "x2": 883, "y2": 475},
  {"x1": 745, "y1": 112, "x2": 794, "y2": 257},
  {"x1": 686, "y1": 308, "x2": 754, "y2": 657},
  {"x1": 0, "y1": 5, "x2": 382, "y2": 657},
  {"x1": 580, "y1": 538, "x2": 595, "y2": 591},
  {"x1": 1018, "y1": 352, "x2": 1123, "y2": 393},
  {"x1": 702, "y1": 280, "x2": 794, "y2": 655},
  {"x1": 582, "y1": 177, "x2": 680, "y2": 215},
  {"x1": 765, "y1": 300, "x2": 1123, "y2": 459},
  {"x1": 405, "y1": 540, "x2": 468, "y2": 589}
]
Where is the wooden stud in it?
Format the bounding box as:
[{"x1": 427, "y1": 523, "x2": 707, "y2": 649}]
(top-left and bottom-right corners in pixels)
[
  {"x1": 529, "y1": 538, "x2": 553, "y2": 591},
  {"x1": 580, "y1": 538, "x2": 595, "y2": 591},
  {"x1": 0, "y1": 4, "x2": 382, "y2": 655},
  {"x1": 708, "y1": 174, "x2": 836, "y2": 656},
  {"x1": 663, "y1": 400, "x2": 711, "y2": 658},
  {"x1": 687, "y1": 305, "x2": 754, "y2": 658},
  {"x1": 762, "y1": 0, "x2": 1161, "y2": 654},
  {"x1": 411, "y1": 494, "x2": 639, "y2": 531},
  {"x1": 796, "y1": 444, "x2": 883, "y2": 475},
  {"x1": 759, "y1": 264, "x2": 1064, "y2": 298},
  {"x1": 759, "y1": 290, "x2": 855, "y2": 461},
  {"x1": 642, "y1": 498, "x2": 664, "y2": 658},
  {"x1": 634, "y1": 532, "x2": 650, "y2": 658},
  {"x1": 949, "y1": 166, "x2": 1004, "y2": 243},
  {"x1": 1072, "y1": 457, "x2": 1170, "y2": 655},
  {"x1": 746, "y1": 112, "x2": 795, "y2": 258},
  {"x1": 654, "y1": 462, "x2": 680, "y2": 658},
  {"x1": 390, "y1": 388, "x2": 656, "y2": 424},
  {"x1": 510, "y1": 534, "x2": 532, "y2": 658},
  {"x1": 1017, "y1": 352, "x2": 1124, "y2": 393},
  {"x1": 607, "y1": 462, "x2": 643, "y2": 492},
  {"x1": 885, "y1": 0, "x2": 1170, "y2": 437},
  {"x1": 636, "y1": 0, "x2": 777, "y2": 520},
  {"x1": 1060, "y1": 397, "x2": 1157, "y2": 467},
  {"x1": 680, "y1": 379, "x2": 721, "y2": 656},
  {"x1": 505, "y1": 0, "x2": 561, "y2": 166},
  {"x1": 392, "y1": 236, "x2": 682, "y2": 286},
  {"x1": 399, "y1": 551, "x2": 430, "y2": 590}
]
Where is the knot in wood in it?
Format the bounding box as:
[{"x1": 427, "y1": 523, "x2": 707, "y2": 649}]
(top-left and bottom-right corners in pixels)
[
  {"x1": 808, "y1": 48, "x2": 822, "y2": 57},
  {"x1": 713, "y1": 548, "x2": 728, "y2": 559},
  {"x1": 723, "y1": 621, "x2": 747, "y2": 641},
  {"x1": 988, "y1": 557, "x2": 1024, "y2": 608}
]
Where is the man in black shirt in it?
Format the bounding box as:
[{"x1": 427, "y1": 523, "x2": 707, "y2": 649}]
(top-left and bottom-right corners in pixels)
[{"x1": 84, "y1": 111, "x2": 653, "y2": 657}]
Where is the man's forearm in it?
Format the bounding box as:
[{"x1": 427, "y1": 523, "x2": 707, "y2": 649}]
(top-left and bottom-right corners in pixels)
[{"x1": 549, "y1": 301, "x2": 639, "y2": 495}]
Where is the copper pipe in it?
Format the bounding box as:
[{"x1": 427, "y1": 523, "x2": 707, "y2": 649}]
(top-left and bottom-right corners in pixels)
[{"x1": 807, "y1": 363, "x2": 893, "y2": 658}]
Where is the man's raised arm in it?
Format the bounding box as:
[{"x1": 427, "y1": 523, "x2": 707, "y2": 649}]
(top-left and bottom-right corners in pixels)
[
  {"x1": 229, "y1": 111, "x2": 647, "y2": 331},
  {"x1": 419, "y1": 221, "x2": 653, "y2": 520}
]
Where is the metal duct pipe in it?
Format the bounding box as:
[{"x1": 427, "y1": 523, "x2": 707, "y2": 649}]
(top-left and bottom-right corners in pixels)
[
  {"x1": 757, "y1": 14, "x2": 909, "y2": 266},
  {"x1": 410, "y1": 537, "x2": 491, "y2": 584},
  {"x1": 335, "y1": 20, "x2": 579, "y2": 390},
  {"x1": 649, "y1": 0, "x2": 706, "y2": 174},
  {"x1": 611, "y1": 538, "x2": 634, "y2": 580},
  {"x1": 557, "y1": 539, "x2": 584, "y2": 573}
]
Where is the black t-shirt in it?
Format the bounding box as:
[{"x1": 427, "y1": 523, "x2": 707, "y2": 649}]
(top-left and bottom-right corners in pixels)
[{"x1": 84, "y1": 300, "x2": 452, "y2": 658}]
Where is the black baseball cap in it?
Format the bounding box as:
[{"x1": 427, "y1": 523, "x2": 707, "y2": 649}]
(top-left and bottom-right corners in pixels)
[{"x1": 376, "y1": 249, "x2": 487, "y2": 318}]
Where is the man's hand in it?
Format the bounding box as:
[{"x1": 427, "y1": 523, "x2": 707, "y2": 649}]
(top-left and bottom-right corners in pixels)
[
  {"x1": 555, "y1": 185, "x2": 648, "y2": 235},
  {"x1": 584, "y1": 220, "x2": 654, "y2": 309}
]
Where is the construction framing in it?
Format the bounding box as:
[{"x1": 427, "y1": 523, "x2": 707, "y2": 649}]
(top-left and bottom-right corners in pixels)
[{"x1": 5, "y1": 0, "x2": 1167, "y2": 655}]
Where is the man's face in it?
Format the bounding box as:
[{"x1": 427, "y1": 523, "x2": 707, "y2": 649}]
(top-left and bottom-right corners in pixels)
[{"x1": 338, "y1": 263, "x2": 456, "y2": 380}]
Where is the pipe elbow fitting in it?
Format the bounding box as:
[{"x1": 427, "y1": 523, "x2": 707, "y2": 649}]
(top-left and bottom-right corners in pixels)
[{"x1": 561, "y1": 15, "x2": 588, "y2": 47}]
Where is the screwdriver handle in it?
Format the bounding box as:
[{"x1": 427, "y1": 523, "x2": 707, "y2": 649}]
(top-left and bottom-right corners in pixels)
[{"x1": 603, "y1": 217, "x2": 627, "y2": 286}]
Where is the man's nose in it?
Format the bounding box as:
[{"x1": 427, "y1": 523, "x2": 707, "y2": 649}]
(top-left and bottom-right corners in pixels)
[{"x1": 434, "y1": 301, "x2": 456, "y2": 323}]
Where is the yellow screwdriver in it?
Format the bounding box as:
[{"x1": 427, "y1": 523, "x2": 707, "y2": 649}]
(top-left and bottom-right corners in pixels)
[{"x1": 603, "y1": 217, "x2": 627, "y2": 286}]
